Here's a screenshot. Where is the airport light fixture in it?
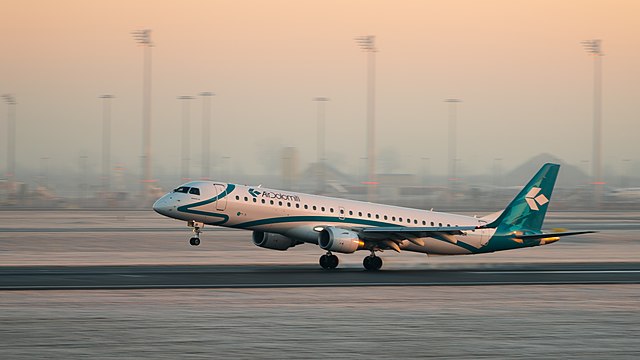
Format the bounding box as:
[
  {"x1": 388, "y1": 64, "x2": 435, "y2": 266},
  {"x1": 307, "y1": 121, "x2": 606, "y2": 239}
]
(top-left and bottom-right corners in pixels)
[
  {"x1": 178, "y1": 95, "x2": 195, "y2": 182},
  {"x1": 2, "y1": 94, "x2": 17, "y2": 188},
  {"x1": 354, "y1": 35, "x2": 378, "y2": 201},
  {"x1": 581, "y1": 39, "x2": 604, "y2": 206},
  {"x1": 199, "y1": 92, "x2": 215, "y2": 180},
  {"x1": 313, "y1": 97, "x2": 329, "y2": 194},
  {"x1": 131, "y1": 29, "x2": 154, "y2": 199}
]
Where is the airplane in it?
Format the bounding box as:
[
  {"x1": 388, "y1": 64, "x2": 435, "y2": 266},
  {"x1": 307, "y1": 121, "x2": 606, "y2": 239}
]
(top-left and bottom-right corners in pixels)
[{"x1": 152, "y1": 163, "x2": 595, "y2": 270}]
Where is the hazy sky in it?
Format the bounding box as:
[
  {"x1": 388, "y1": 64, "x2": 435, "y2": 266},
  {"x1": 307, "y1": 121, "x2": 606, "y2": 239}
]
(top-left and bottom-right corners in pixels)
[{"x1": 1, "y1": 0, "x2": 639, "y2": 181}]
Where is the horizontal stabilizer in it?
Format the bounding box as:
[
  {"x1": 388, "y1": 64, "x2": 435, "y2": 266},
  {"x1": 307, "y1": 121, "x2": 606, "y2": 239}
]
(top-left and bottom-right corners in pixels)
[{"x1": 514, "y1": 230, "x2": 597, "y2": 240}]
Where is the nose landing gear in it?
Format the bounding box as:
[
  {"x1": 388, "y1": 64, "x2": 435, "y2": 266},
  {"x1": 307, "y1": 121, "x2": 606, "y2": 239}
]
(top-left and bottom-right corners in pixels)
[{"x1": 187, "y1": 220, "x2": 204, "y2": 246}]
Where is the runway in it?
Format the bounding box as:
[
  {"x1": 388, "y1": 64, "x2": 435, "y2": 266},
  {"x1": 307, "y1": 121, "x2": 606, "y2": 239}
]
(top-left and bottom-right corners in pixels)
[{"x1": 2, "y1": 262, "x2": 639, "y2": 290}]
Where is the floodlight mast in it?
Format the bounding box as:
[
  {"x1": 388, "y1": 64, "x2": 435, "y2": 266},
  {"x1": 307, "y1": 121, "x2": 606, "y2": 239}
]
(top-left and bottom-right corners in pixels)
[
  {"x1": 99, "y1": 94, "x2": 115, "y2": 192},
  {"x1": 2, "y1": 94, "x2": 17, "y2": 192},
  {"x1": 355, "y1": 35, "x2": 377, "y2": 202},
  {"x1": 132, "y1": 29, "x2": 154, "y2": 200},
  {"x1": 581, "y1": 39, "x2": 604, "y2": 207},
  {"x1": 199, "y1": 92, "x2": 214, "y2": 180},
  {"x1": 177, "y1": 95, "x2": 195, "y2": 182},
  {"x1": 313, "y1": 97, "x2": 329, "y2": 194}
]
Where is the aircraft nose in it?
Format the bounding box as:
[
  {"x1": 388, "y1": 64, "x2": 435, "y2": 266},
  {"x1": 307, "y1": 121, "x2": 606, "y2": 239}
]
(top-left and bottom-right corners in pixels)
[{"x1": 152, "y1": 196, "x2": 173, "y2": 216}]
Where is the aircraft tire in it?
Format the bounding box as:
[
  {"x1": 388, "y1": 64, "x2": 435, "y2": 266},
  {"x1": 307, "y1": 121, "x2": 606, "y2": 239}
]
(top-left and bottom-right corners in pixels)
[
  {"x1": 189, "y1": 237, "x2": 200, "y2": 246},
  {"x1": 363, "y1": 255, "x2": 382, "y2": 271},
  {"x1": 320, "y1": 254, "x2": 339, "y2": 270}
]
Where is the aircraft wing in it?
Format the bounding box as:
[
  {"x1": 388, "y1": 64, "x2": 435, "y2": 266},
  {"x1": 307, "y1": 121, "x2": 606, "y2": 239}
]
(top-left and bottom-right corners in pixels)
[
  {"x1": 356, "y1": 225, "x2": 479, "y2": 249},
  {"x1": 361, "y1": 225, "x2": 478, "y2": 235}
]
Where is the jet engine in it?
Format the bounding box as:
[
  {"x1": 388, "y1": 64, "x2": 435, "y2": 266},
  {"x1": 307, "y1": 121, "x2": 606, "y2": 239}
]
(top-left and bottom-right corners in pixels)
[
  {"x1": 318, "y1": 226, "x2": 365, "y2": 254},
  {"x1": 252, "y1": 231, "x2": 299, "y2": 251}
]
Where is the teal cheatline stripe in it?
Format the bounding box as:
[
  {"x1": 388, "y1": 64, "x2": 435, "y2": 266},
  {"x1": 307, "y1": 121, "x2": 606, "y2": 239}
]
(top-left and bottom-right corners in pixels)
[
  {"x1": 235, "y1": 215, "x2": 392, "y2": 229},
  {"x1": 177, "y1": 183, "x2": 236, "y2": 225}
]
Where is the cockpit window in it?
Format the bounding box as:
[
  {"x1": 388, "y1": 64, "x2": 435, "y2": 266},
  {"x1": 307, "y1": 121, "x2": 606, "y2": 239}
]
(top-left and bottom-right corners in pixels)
[
  {"x1": 173, "y1": 186, "x2": 190, "y2": 193},
  {"x1": 189, "y1": 188, "x2": 200, "y2": 195}
]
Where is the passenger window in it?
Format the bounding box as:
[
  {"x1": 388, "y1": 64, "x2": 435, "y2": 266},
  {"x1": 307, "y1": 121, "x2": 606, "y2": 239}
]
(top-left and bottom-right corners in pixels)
[
  {"x1": 278, "y1": 201, "x2": 283, "y2": 206},
  {"x1": 431, "y1": 222, "x2": 434, "y2": 226},
  {"x1": 358, "y1": 212, "x2": 363, "y2": 217},
  {"x1": 235, "y1": 195, "x2": 240, "y2": 200},
  {"x1": 439, "y1": 223, "x2": 442, "y2": 227},
  {"x1": 367, "y1": 213, "x2": 371, "y2": 218},
  {"x1": 329, "y1": 208, "x2": 334, "y2": 213},
  {"x1": 253, "y1": 198, "x2": 257, "y2": 203},
  {"x1": 407, "y1": 218, "x2": 411, "y2": 223},
  {"x1": 414, "y1": 219, "x2": 418, "y2": 224},
  {"x1": 349, "y1": 211, "x2": 353, "y2": 215},
  {"x1": 392, "y1": 216, "x2": 396, "y2": 221},
  {"x1": 383, "y1": 215, "x2": 388, "y2": 220},
  {"x1": 313, "y1": 206, "x2": 317, "y2": 210},
  {"x1": 189, "y1": 188, "x2": 200, "y2": 195},
  {"x1": 296, "y1": 204, "x2": 300, "y2": 208},
  {"x1": 270, "y1": 200, "x2": 274, "y2": 205},
  {"x1": 261, "y1": 199, "x2": 266, "y2": 204},
  {"x1": 375, "y1": 214, "x2": 379, "y2": 219},
  {"x1": 287, "y1": 202, "x2": 291, "y2": 207},
  {"x1": 399, "y1": 217, "x2": 403, "y2": 222},
  {"x1": 339, "y1": 209, "x2": 344, "y2": 214},
  {"x1": 304, "y1": 205, "x2": 308, "y2": 209},
  {"x1": 321, "y1": 207, "x2": 325, "y2": 212},
  {"x1": 422, "y1": 220, "x2": 426, "y2": 225},
  {"x1": 244, "y1": 196, "x2": 248, "y2": 201}
]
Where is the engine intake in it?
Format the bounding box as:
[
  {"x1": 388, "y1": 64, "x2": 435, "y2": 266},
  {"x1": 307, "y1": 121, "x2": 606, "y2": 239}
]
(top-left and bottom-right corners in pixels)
[
  {"x1": 252, "y1": 231, "x2": 299, "y2": 251},
  {"x1": 318, "y1": 226, "x2": 364, "y2": 254}
]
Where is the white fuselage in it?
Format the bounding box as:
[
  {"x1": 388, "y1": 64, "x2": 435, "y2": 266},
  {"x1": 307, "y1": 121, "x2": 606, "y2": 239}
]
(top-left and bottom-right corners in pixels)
[{"x1": 153, "y1": 181, "x2": 497, "y2": 255}]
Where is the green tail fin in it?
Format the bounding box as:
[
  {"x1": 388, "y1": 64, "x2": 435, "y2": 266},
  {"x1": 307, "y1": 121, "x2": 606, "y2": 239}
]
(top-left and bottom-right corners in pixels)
[{"x1": 485, "y1": 163, "x2": 560, "y2": 234}]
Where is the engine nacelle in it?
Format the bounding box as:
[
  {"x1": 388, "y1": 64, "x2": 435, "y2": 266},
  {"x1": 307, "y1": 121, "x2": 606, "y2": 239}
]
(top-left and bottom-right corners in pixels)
[
  {"x1": 252, "y1": 231, "x2": 299, "y2": 251},
  {"x1": 318, "y1": 226, "x2": 365, "y2": 254}
]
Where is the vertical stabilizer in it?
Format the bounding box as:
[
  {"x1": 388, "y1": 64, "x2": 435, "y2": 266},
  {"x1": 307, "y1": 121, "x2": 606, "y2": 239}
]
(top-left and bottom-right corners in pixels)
[{"x1": 484, "y1": 163, "x2": 560, "y2": 234}]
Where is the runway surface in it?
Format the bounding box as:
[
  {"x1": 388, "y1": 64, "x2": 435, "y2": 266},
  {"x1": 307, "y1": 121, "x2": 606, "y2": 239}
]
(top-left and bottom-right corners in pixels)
[
  {"x1": 1, "y1": 210, "x2": 639, "y2": 358},
  {"x1": 2, "y1": 262, "x2": 639, "y2": 290}
]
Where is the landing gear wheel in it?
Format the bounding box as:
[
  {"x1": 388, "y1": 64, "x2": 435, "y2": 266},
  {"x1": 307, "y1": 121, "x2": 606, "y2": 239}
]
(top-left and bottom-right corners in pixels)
[
  {"x1": 187, "y1": 220, "x2": 204, "y2": 247},
  {"x1": 319, "y1": 253, "x2": 339, "y2": 270},
  {"x1": 363, "y1": 255, "x2": 383, "y2": 271}
]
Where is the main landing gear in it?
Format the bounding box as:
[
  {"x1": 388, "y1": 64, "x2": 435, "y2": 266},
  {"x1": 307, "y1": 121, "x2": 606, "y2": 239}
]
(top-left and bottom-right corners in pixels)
[
  {"x1": 319, "y1": 252, "x2": 384, "y2": 271},
  {"x1": 187, "y1": 220, "x2": 204, "y2": 246},
  {"x1": 319, "y1": 252, "x2": 339, "y2": 270},
  {"x1": 363, "y1": 253, "x2": 383, "y2": 271}
]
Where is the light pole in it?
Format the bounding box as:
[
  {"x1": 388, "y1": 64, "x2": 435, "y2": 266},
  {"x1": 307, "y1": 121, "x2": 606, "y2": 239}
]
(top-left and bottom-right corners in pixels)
[
  {"x1": 99, "y1": 95, "x2": 114, "y2": 193},
  {"x1": 581, "y1": 39, "x2": 604, "y2": 206},
  {"x1": 178, "y1": 95, "x2": 195, "y2": 182},
  {"x1": 445, "y1": 99, "x2": 462, "y2": 184},
  {"x1": 421, "y1": 157, "x2": 430, "y2": 209},
  {"x1": 355, "y1": 35, "x2": 377, "y2": 202},
  {"x1": 221, "y1": 156, "x2": 231, "y2": 182},
  {"x1": 199, "y1": 92, "x2": 214, "y2": 180},
  {"x1": 313, "y1": 97, "x2": 329, "y2": 194},
  {"x1": 132, "y1": 29, "x2": 154, "y2": 198},
  {"x1": 2, "y1": 94, "x2": 16, "y2": 191}
]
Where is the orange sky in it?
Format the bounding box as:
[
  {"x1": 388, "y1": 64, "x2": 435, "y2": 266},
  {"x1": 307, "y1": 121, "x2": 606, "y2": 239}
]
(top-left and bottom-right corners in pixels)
[{"x1": 1, "y1": 0, "x2": 639, "y2": 180}]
